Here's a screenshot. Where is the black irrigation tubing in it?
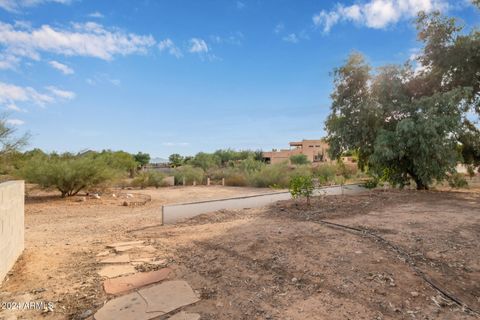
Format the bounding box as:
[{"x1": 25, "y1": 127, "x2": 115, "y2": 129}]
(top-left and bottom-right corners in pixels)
[{"x1": 312, "y1": 219, "x2": 480, "y2": 317}]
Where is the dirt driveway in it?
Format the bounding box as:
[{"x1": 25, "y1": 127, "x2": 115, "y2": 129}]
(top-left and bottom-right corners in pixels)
[{"x1": 1, "y1": 186, "x2": 479, "y2": 320}]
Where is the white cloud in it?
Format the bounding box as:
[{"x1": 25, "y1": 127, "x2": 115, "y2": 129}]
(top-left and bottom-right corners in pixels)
[
  {"x1": 274, "y1": 23, "x2": 284, "y2": 34},
  {"x1": 46, "y1": 85, "x2": 76, "y2": 100},
  {"x1": 0, "y1": 81, "x2": 75, "y2": 109},
  {"x1": 48, "y1": 60, "x2": 74, "y2": 74},
  {"x1": 313, "y1": 10, "x2": 340, "y2": 33},
  {"x1": 0, "y1": 81, "x2": 53, "y2": 107},
  {"x1": 313, "y1": 0, "x2": 448, "y2": 32},
  {"x1": 188, "y1": 38, "x2": 209, "y2": 53},
  {"x1": 0, "y1": 53, "x2": 20, "y2": 70},
  {"x1": 0, "y1": 0, "x2": 72, "y2": 12},
  {"x1": 5, "y1": 103, "x2": 26, "y2": 112},
  {"x1": 6, "y1": 118, "x2": 25, "y2": 125},
  {"x1": 339, "y1": 4, "x2": 363, "y2": 21},
  {"x1": 158, "y1": 38, "x2": 183, "y2": 58},
  {"x1": 209, "y1": 32, "x2": 243, "y2": 46},
  {"x1": 0, "y1": 21, "x2": 156, "y2": 67},
  {"x1": 14, "y1": 20, "x2": 32, "y2": 30},
  {"x1": 236, "y1": 1, "x2": 245, "y2": 9},
  {"x1": 88, "y1": 11, "x2": 104, "y2": 18},
  {"x1": 282, "y1": 33, "x2": 299, "y2": 43},
  {"x1": 86, "y1": 73, "x2": 120, "y2": 86}
]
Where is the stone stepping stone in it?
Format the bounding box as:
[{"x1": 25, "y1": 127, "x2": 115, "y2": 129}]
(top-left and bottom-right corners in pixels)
[
  {"x1": 142, "y1": 280, "x2": 200, "y2": 313},
  {"x1": 98, "y1": 265, "x2": 136, "y2": 278},
  {"x1": 132, "y1": 258, "x2": 167, "y2": 266},
  {"x1": 114, "y1": 246, "x2": 135, "y2": 253},
  {"x1": 168, "y1": 311, "x2": 201, "y2": 320},
  {"x1": 131, "y1": 257, "x2": 155, "y2": 263},
  {"x1": 103, "y1": 268, "x2": 171, "y2": 295},
  {"x1": 107, "y1": 240, "x2": 144, "y2": 248},
  {"x1": 96, "y1": 250, "x2": 111, "y2": 257},
  {"x1": 115, "y1": 244, "x2": 157, "y2": 254},
  {"x1": 94, "y1": 281, "x2": 200, "y2": 320},
  {"x1": 93, "y1": 291, "x2": 163, "y2": 320},
  {"x1": 99, "y1": 254, "x2": 130, "y2": 264}
]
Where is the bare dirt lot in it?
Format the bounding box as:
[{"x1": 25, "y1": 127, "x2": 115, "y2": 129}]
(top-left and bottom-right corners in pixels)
[{"x1": 1, "y1": 184, "x2": 479, "y2": 320}]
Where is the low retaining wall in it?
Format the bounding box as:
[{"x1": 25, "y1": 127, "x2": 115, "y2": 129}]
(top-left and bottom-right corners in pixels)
[
  {"x1": 0, "y1": 181, "x2": 25, "y2": 283},
  {"x1": 161, "y1": 184, "x2": 366, "y2": 224},
  {"x1": 161, "y1": 191, "x2": 291, "y2": 224}
]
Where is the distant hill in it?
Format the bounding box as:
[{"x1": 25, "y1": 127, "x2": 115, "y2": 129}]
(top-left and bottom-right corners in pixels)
[{"x1": 149, "y1": 157, "x2": 169, "y2": 164}]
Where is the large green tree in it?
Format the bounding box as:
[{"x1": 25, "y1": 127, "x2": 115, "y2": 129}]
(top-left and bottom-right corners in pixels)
[
  {"x1": 168, "y1": 153, "x2": 184, "y2": 168},
  {"x1": 326, "y1": 10, "x2": 479, "y2": 189},
  {"x1": 134, "y1": 152, "x2": 151, "y2": 168},
  {"x1": 20, "y1": 153, "x2": 115, "y2": 197}
]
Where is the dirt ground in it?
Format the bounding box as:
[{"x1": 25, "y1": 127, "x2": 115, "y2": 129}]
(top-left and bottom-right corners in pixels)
[{"x1": 1, "y1": 183, "x2": 479, "y2": 320}]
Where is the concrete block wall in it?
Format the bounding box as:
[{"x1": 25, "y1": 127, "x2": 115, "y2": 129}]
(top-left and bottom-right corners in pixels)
[{"x1": 0, "y1": 181, "x2": 24, "y2": 284}]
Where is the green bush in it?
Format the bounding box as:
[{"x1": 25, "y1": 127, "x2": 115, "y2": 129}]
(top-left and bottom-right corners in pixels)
[
  {"x1": 363, "y1": 178, "x2": 379, "y2": 189},
  {"x1": 174, "y1": 165, "x2": 204, "y2": 185},
  {"x1": 289, "y1": 175, "x2": 314, "y2": 205},
  {"x1": 447, "y1": 173, "x2": 468, "y2": 189},
  {"x1": 235, "y1": 156, "x2": 265, "y2": 173},
  {"x1": 289, "y1": 154, "x2": 310, "y2": 165},
  {"x1": 336, "y1": 160, "x2": 354, "y2": 179},
  {"x1": 313, "y1": 164, "x2": 336, "y2": 185},
  {"x1": 19, "y1": 153, "x2": 115, "y2": 197},
  {"x1": 190, "y1": 152, "x2": 221, "y2": 171},
  {"x1": 95, "y1": 150, "x2": 137, "y2": 177},
  {"x1": 132, "y1": 171, "x2": 166, "y2": 189},
  {"x1": 248, "y1": 162, "x2": 290, "y2": 188},
  {"x1": 224, "y1": 171, "x2": 248, "y2": 186},
  {"x1": 291, "y1": 165, "x2": 313, "y2": 178},
  {"x1": 334, "y1": 175, "x2": 346, "y2": 186}
]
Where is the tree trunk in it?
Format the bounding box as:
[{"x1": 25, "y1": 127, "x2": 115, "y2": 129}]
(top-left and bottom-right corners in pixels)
[
  {"x1": 413, "y1": 177, "x2": 428, "y2": 190},
  {"x1": 58, "y1": 187, "x2": 67, "y2": 197},
  {"x1": 71, "y1": 185, "x2": 86, "y2": 196},
  {"x1": 407, "y1": 169, "x2": 429, "y2": 190}
]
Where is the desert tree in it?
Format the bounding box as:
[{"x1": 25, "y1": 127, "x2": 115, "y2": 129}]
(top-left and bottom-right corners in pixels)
[
  {"x1": 19, "y1": 153, "x2": 116, "y2": 197},
  {"x1": 134, "y1": 152, "x2": 151, "y2": 169},
  {"x1": 0, "y1": 115, "x2": 29, "y2": 157},
  {"x1": 325, "y1": 8, "x2": 479, "y2": 189},
  {"x1": 168, "y1": 153, "x2": 184, "y2": 168}
]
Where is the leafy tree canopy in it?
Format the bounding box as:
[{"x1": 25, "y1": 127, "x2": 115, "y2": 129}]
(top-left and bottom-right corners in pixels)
[
  {"x1": 134, "y1": 152, "x2": 151, "y2": 167},
  {"x1": 168, "y1": 153, "x2": 184, "y2": 168},
  {"x1": 326, "y1": 10, "x2": 479, "y2": 189}
]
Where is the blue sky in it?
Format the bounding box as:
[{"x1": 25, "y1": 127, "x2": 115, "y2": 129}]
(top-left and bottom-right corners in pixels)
[{"x1": 0, "y1": 0, "x2": 478, "y2": 158}]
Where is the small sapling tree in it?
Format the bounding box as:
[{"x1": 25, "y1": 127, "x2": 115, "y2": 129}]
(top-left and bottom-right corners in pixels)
[{"x1": 289, "y1": 175, "x2": 314, "y2": 206}]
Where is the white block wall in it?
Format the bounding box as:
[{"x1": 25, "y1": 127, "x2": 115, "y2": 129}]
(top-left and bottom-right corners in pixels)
[{"x1": 0, "y1": 181, "x2": 24, "y2": 283}]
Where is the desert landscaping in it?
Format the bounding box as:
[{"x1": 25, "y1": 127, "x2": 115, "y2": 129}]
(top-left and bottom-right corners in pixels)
[
  {"x1": 1, "y1": 1, "x2": 479, "y2": 319},
  {"x1": 0, "y1": 180, "x2": 479, "y2": 320}
]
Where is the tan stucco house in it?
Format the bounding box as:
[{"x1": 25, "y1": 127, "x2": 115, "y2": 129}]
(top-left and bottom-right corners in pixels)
[{"x1": 262, "y1": 139, "x2": 330, "y2": 165}]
